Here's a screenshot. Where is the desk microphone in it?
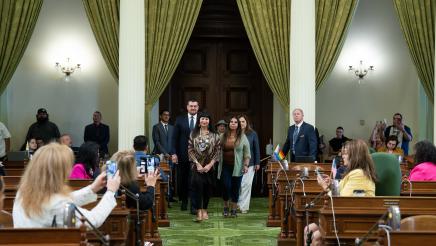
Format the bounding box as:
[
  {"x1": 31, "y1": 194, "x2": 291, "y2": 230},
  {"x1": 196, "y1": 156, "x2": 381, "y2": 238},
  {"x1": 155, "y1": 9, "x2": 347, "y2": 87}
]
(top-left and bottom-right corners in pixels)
[
  {"x1": 300, "y1": 167, "x2": 309, "y2": 180},
  {"x1": 355, "y1": 206, "x2": 401, "y2": 246},
  {"x1": 64, "y1": 203, "x2": 110, "y2": 246}
]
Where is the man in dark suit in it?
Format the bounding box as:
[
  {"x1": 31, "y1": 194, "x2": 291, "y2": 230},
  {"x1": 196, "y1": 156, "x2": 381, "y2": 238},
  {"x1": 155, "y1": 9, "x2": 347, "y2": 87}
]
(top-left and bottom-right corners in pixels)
[
  {"x1": 173, "y1": 99, "x2": 199, "y2": 213},
  {"x1": 282, "y1": 108, "x2": 317, "y2": 162},
  {"x1": 152, "y1": 109, "x2": 176, "y2": 202},
  {"x1": 84, "y1": 111, "x2": 110, "y2": 156}
]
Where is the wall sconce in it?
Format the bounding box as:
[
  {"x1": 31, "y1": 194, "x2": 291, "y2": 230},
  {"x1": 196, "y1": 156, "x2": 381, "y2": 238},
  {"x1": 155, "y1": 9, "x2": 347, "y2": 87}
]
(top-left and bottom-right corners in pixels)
[
  {"x1": 55, "y1": 58, "x2": 81, "y2": 80},
  {"x1": 348, "y1": 60, "x2": 374, "y2": 82}
]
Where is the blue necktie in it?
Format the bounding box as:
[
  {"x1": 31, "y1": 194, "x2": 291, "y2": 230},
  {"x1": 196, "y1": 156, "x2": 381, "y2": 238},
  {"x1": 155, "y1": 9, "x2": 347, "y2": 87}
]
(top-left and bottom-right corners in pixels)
[
  {"x1": 189, "y1": 116, "x2": 194, "y2": 130},
  {"x1": 292, "y1": 126, "x2": 299, "y2": 154}
]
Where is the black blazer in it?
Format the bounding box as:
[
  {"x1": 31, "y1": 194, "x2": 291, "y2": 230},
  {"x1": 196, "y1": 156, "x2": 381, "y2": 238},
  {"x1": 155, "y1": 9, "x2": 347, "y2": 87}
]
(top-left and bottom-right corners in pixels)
[
  {"x1": 173, "y1": 115, "x2": 193, "y2": 163},
  {"x1": 152, "y1": 122, "x2": 174, "y2": 155},
  {"x1": 282, "y1": 121, "x2": 317, "y2": 161},
  {"x1": 84, "y1": 123, "x2": 110, "y2": 154},
  {"x1": 119, "y1": 182, "x2": 154, "y2": 211}
]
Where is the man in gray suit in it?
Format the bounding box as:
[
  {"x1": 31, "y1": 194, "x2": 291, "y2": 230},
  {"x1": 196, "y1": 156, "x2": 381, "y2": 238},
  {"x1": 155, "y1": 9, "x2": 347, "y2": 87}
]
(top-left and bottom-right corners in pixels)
[{"x1": 152, "y1": 109, "x2": 176, "y2": 202}]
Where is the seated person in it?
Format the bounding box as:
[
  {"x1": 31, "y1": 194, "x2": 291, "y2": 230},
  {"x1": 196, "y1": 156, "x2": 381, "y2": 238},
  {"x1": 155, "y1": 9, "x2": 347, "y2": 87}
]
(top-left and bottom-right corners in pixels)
[
  {"x1": 59, "y1": 134, "x2": 73, "y2": 147},
  {"x1": 69, "y1": 142, "x2": 100, "y2": 179},
  {"x1": 28, "y1": 138, "x2": 38, "y2": 153},
  {"x1": 112, "y1": 150, "x2": 160, "y2": 210},
  {"x1": 305, "y1": 139, "x2": 377, "y2": 245},
  {"x1": 377, "y1": 135, "x2": 404, "y2": 157},
  {"x1": 409, "y1": 140, "x2": 436, "y2": 181},
  {"x1": 328, "y1": 126, "x2": 350, "y2": 156},
  {"x1": 13, "y1": 143, "x2": 120, "y2": 228},
  {"x1": 133, "y1": 135, "x2": 168, "y2": 182}
]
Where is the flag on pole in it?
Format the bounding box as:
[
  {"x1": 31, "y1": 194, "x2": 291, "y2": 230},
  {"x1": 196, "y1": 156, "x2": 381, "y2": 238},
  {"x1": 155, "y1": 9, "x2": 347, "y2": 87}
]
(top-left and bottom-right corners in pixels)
[
  {"x1": 331, "y1": 157, "x2": 337, "y2": 179},
  {"x1": 273, "y1": 145, "x2": 285, "y2": 161}
]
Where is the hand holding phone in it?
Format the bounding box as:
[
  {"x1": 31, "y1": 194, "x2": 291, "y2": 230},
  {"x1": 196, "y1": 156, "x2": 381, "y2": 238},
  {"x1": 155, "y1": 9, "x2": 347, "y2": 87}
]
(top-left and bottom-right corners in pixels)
[{"x1": 90, "y1": 172, "x2": 107, "y2": 193}]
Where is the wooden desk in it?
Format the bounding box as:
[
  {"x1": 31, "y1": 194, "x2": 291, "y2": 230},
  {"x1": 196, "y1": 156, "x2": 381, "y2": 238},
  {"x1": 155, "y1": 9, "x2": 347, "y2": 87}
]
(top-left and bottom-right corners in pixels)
[
  {"x1": 3, "y1": 168, "x2": 24, "y2": 176},
  {"x1": 401, "y1": 181, "x2": 436, "y2": 197},
  {"x1": 277, "y1": 179, "x2": 325, "y2": 246},
  {"x1": 0, "y1": 227, "x2": 87, "y2": 245},
  {"x1": 378, "y1": 229, "x2": 436, "y2": 246},
  {"x1": 319, "y1": 196, "x2": 436, "y2": 245},
  {"x1": 67, "y1": 179, "x2": 93, "y2": 190},
  {"x1": 158, "y1": 161, "x2": 170, "y2": 227},
  {"x1": 3, "y1": 160, "x2": 28, "y2": 170},
  {"x1": 266, "y1": 161, "x2": 330, "y2": 227},
  {"x1": 2, "y1": 176, "x2": 21, "y2": 197},
  {"x1": 136, "y1": 180, "x2": 163, "y2": 245}
]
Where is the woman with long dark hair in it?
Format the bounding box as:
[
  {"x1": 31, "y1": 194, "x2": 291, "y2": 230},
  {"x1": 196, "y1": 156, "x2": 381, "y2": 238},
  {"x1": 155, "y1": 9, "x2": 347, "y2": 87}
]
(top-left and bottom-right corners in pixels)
[
  {"x1": 69, "y1": 141, "x2": 100, "y2": 179},
  {"x1": 188, "y1": 112, "x2": 221, "y2": 222},
  {"x1": 306, "y1": 139, "x2": 377, "y2": 245},
  {"x1": 237, "y1": 114, "x2": 260, "y2": 214},
  {"x1": 218, "y1": 116, "x2": 250, "y2": 218}
]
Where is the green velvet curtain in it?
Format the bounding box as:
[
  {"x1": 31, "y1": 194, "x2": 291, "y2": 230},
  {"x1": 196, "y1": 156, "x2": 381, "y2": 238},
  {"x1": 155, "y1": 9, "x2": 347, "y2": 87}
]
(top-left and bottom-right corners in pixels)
[
  {"x1": 236, "y1": 0, "x2": 290, "y2": 113},
  {"x1": 144, "y1": 0, "x2": 202, "y2": 137},
  {"x1": 315, "y1": 0, "x2": 358, "y2": 90},
  {"x1": 393, "y1": 0, "x2": 435, "y2": 100},
  {"x1": 0, "y1": 0, "x2": 43, "y2": 95},
  {"x1": 82, "y1": 0, "x2": 119, "y2": 81}
]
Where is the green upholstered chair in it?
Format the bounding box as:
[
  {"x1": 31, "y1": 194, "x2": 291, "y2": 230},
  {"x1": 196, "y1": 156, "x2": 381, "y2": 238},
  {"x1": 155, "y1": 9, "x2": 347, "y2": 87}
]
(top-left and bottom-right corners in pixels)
[
  {"x1": 369, "y1": 147, "x2": 376, "y2": 154},
  {"x1": 371, "y1": 152, "x2": 401, "y2": 196}
]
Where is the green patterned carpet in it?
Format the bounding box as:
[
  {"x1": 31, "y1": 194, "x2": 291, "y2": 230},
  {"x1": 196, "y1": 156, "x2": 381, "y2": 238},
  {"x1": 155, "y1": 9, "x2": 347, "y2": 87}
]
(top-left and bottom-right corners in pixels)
[{"x1": 159, "y1": 197, "x2": 280, "y2": 246}]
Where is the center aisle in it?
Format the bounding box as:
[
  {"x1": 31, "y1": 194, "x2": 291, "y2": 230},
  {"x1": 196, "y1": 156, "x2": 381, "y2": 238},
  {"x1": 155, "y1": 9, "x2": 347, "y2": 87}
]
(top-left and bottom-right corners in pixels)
[{"x1": 159, "y1": 197, "x2": 280, "y2": 246}]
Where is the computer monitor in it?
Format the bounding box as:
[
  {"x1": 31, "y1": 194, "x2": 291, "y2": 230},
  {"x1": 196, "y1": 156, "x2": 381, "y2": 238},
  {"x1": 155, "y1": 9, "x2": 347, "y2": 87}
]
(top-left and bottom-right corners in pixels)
[
  {"x1": 295, "y1": 156, "x2": 315, "y2": 163},
  {"x1": 7, "y1": 151, "x2": 30, "y2": 161}
]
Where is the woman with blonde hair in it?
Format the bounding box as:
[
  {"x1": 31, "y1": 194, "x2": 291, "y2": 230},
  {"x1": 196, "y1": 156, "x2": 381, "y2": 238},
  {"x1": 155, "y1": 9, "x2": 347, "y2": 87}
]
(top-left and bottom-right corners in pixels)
[
  {"x1": 111, "y1": 150, "x2": 160, "y2": 210},
  {"x1": 13, "y1": 143, "x2": 120, "y2": 228}
]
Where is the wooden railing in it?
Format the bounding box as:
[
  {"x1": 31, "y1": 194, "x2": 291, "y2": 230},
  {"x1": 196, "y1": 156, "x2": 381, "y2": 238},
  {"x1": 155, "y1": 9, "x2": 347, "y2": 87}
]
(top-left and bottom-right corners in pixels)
[
  {"x1": 319, "y1": 196, "x2": 436, "y2": 245},
  {"x1": 401, "y1": 181, "x2": 436, "y2": 197},
  {"x1": 0, "y1": 227, "x2": 88, "y2": 245}
]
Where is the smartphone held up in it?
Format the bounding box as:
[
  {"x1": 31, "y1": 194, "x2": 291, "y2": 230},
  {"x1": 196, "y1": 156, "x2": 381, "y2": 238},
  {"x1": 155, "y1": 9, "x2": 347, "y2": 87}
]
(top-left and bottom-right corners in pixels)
[{"x1": 106, "y1": 160, "x2": 117, "y2": 179}]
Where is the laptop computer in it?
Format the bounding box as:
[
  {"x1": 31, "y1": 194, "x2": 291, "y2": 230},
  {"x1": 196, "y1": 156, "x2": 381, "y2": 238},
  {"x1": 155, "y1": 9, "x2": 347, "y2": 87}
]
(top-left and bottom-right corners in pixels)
[{"x1": 7, "y1": 151, "x2": 30, "y2": 161}]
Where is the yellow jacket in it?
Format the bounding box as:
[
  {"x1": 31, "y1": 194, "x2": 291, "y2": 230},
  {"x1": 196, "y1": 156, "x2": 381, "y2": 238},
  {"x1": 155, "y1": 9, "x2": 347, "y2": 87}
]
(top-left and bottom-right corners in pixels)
[
  {"x1": 376, "y1": 146, "x2": 404, "y2": 157},
  {"x1": 339, "y1": 169, "x2": 375, "y2": 197}
]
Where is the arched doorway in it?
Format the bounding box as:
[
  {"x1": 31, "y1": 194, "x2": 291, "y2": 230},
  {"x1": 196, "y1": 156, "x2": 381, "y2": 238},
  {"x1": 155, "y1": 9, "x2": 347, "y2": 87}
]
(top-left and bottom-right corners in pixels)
[{"x1": 160, "y1": 0, "x2": 273, "y2": 195}]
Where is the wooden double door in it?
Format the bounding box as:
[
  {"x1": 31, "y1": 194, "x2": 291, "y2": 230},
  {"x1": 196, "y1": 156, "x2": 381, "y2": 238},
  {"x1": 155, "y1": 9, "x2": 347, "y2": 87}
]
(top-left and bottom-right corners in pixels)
[{"x1": 160, "y1": 37, "x2": 273, "y2": 195}]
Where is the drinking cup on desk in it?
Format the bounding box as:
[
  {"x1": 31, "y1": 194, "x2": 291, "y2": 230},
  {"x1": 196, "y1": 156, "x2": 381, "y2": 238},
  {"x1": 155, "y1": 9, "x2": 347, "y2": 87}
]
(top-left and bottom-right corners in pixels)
[
  {"x1": 282, "y1": 160, "x2": 289, "y2": 170},
  {"x1": 398, "y1": 155, "x2": 403, "y2": 164},
  {"x1": 301, "y1": 167, "x2": 309, "y2": 178}
]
